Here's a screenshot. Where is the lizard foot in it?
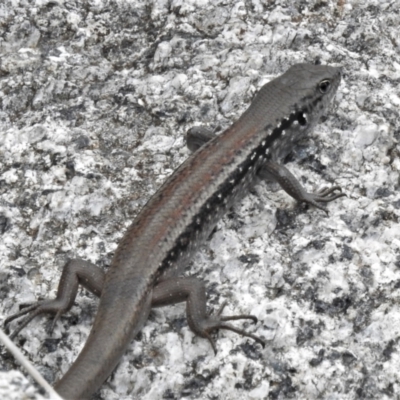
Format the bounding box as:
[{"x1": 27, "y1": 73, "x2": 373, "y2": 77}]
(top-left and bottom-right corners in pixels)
[
  {"x1": 300, "y1": 186, "x2": 346, "y2": 214},
  {"x1": 189, "y1": 301, "x2": 265, "y2": 354},
  {"x1": 4, "y1": 300, "x2": 68, "y2": 339}
]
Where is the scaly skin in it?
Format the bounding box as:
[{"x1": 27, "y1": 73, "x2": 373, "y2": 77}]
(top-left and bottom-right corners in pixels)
[{"x1": 6, "y1": 63, "x2": 342, "y2": 399}]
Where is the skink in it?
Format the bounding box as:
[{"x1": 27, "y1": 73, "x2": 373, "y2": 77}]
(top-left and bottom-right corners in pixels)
[{"x1": 5, "y1": 63, "x2": 342, "y2": 399}]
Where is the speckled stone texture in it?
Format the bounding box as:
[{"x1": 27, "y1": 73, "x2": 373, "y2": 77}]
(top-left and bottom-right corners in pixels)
[{"x1": 1, "y1": 0, "x2": 399, "y2": 399}]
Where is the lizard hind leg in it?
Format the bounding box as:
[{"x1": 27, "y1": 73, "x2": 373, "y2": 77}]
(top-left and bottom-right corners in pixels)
[
  {"x1": 4, "y1": 259, "x2": 105, "y2": 339},
  {"x1": 200, "y1": 300, "x2": 265, "y2": 354},
  {"x1": 152, "y1": 278, "x2": 265, "y2": 354}
]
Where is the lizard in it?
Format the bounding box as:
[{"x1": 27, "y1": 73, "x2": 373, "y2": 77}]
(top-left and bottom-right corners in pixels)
[{"x1": 5, "y1": 62, "x2": 343, "y2": 399}]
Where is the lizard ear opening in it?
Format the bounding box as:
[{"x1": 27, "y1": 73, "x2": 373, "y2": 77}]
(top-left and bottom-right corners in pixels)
[{"x1": 296, "y1": 111, "x2": 307, "y2": 127}]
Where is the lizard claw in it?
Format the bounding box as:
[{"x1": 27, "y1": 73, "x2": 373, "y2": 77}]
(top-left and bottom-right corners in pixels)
[
  {"x1": 191, "y1": 302, "x2": 265, "y2": 355},
  {"x1": 4, "y1": 299, "x2": 67, "y2": 339},
  {"x1": 300, "y1": 185, "x2": 346, "y2": 214}
]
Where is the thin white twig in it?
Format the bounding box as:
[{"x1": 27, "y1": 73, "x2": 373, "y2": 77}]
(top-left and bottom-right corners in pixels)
[{"x1": 0, "y1": 328, "x2": 63, "y2": 400}]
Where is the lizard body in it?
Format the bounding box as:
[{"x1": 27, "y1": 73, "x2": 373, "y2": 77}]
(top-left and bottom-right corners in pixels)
[{"x1": 6, "y1": 63, "x2": 342, "y2": 399}]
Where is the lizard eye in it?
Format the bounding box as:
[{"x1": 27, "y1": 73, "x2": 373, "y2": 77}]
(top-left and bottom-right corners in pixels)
[{"x1": 319, "y1": 79, "x2": 331, "y2": 93}]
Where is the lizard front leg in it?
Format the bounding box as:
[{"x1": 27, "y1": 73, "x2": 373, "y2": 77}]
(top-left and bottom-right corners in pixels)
[
  {"x1": 258, "y1": 161, "x2": 345, "y2": 214},
  {"x1": 186, "y1": 126, "x2": 344, "y2": 212}
]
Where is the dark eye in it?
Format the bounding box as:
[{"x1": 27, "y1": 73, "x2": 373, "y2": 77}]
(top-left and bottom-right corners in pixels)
[{"x1": 319, "y1": 79, "x2": 331, "y2": 93}]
